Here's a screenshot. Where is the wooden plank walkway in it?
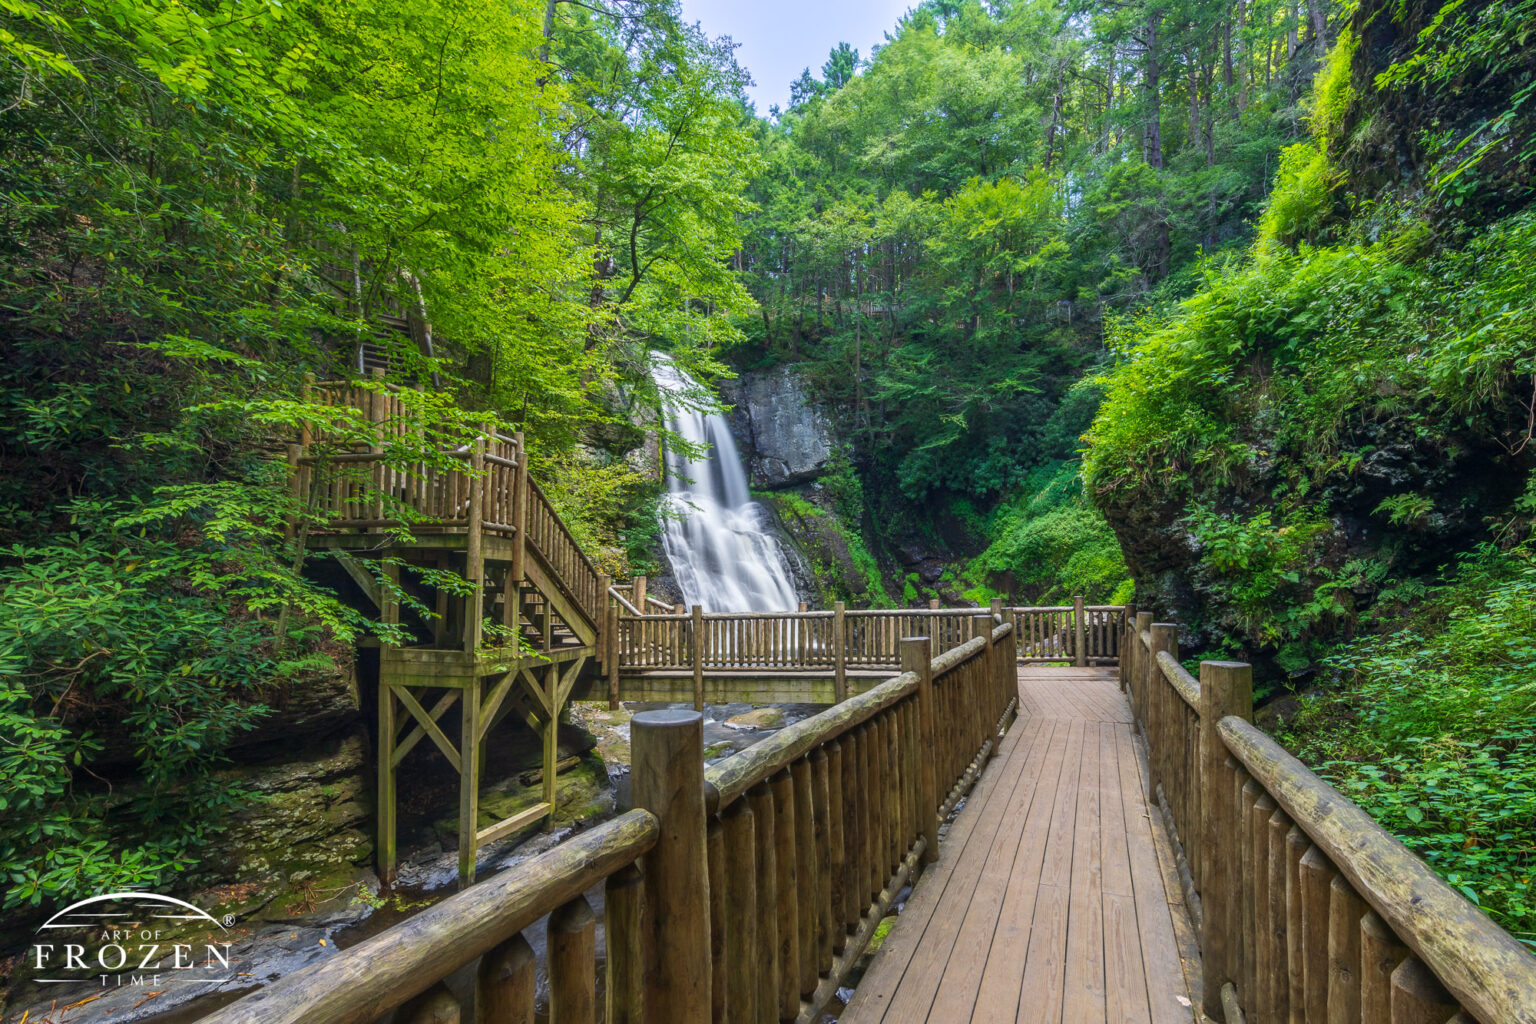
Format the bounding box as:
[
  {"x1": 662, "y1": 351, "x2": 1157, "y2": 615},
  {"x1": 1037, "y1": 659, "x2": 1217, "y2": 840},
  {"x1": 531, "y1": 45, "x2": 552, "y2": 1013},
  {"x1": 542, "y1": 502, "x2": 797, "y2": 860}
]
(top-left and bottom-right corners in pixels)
[{"x1": 841, "y1": 667, "x2": 1201, "y2": 1024}]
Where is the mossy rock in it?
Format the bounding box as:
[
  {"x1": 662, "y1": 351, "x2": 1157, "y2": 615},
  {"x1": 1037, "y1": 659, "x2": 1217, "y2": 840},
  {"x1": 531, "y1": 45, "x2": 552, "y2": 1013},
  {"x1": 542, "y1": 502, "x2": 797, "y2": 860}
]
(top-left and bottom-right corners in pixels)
[{"x1": 434, "y1": 749, "x2": 615, "y2": 845}]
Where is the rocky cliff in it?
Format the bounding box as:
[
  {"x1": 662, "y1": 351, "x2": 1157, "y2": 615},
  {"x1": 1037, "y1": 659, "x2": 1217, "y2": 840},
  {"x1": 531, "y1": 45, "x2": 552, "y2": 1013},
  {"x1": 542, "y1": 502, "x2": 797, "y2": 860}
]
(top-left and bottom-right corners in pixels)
[{"x1": 721, "y1": 367, "x2": 834, "y2": 489}]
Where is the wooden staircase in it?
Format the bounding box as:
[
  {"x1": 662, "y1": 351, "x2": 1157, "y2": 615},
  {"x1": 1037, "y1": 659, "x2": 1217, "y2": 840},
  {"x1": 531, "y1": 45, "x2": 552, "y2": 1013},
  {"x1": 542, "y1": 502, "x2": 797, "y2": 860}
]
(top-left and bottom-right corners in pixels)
[{"x1": 290, "y1": 379, "x2": 610, "y2": 886}]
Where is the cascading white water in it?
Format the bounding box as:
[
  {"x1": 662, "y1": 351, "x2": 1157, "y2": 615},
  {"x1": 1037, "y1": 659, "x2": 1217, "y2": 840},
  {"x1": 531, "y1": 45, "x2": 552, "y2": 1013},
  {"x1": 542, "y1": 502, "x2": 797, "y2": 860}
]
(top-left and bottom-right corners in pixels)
[{"x1": 653, "y1": 355, "x2": 800, "y2": 612}]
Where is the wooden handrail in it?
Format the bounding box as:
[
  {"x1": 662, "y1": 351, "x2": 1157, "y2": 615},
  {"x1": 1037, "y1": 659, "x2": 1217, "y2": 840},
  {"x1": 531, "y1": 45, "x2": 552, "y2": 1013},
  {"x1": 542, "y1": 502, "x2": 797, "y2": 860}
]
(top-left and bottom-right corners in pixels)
[
  {"x1": 1123, "y1": 609, "x2": 1536, "y2": 1024},
  {"x1": 1156, "y1": 649, "x2": 1199, "y2": 708},
  {"x1": 608, "y1": 586, "x2": 644, "y2": 617},
  {"x1": 704, "y1": 669, "x2": 919, "y2": 808},
  {"x1": 195, "y1": 809, "x2": 659, "y2": 1024},
  {"x1": 202, "y1": 617, "x2": 1019, "y2": 1024},
  {"x1": 691, "y1": 620, "x2": 1016, "y2": 1022},
  {"x1": 1220, "y1": 717, "x2": 1536, "y2": 1024},
  {"x1": 611, "y1": 603, "x2": 1118, "y2": 680}
]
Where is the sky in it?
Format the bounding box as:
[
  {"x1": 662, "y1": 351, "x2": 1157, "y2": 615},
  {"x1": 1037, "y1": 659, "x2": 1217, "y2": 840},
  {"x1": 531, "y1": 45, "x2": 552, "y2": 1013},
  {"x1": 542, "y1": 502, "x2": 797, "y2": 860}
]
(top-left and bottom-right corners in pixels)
[{"x1": 678, "y1": 0, "x2": 916, "y2": 113}]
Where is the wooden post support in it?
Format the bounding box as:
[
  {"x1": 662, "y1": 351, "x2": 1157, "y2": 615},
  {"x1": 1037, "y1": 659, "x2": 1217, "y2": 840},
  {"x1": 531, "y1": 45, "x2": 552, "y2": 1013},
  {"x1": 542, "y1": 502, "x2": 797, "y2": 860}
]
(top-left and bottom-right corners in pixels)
[
  {"x1": 606, "y1": 864, "x2": 644, "y2": 1024},
  {"x1": 1198, "y1": 660, "x2": 1253, "y2": 1022},
  {"x1": 1119, "y1": 603, "x2": 1137, "y2": 691},
  {"x1": 928, "y1": 598, "x2": 940, "y2": 610},
  {"x1": 549, "y1": 895, "x2": 596, "y2": 1023},
  {"x1": 631, "y1": 710, "x2": 710, "y2": 1024},
  {"x1": 798, "y1": 601, "x2": 808, "y2": 613},
  {"x1": 1073, "y1": 595, "x2": 1087, "y2": 667},
  {"x1": 721, "y1": 801, "x2": 758, "y2": 1024},
  {"x1": 973, "y1": 613, "x2": 994, "y2": 753},
  {"x1": 377, "y1": 683, "x2": 397, "y2": 885},
  {"x1": 903, "y1": 637, "x2": 939, "y2": 867},
  {"x1": 1133, "y1": 611, "x2": 1154, "y2": 728},
  {"x1": 833, "y1": 601, "x2": 847, "y2": 703},
  {"x1": 597, "y1": 573, "x2": 612, "y2": 671},
  {"x1": 634, "y1": 575, "x2": 647, "y2": 610},
  {"x1": 691, "y1": 605, "x2": 705, "y2": 712},
  {"x1": 510, "y1": 430, "x2": 528, "y2": 586},
  {"x1": 478, "y1": 932, "x2": 536, "y2": 1024},
  {"x1": 458, "y1": 676, "x2": 482, "y2": 888}
]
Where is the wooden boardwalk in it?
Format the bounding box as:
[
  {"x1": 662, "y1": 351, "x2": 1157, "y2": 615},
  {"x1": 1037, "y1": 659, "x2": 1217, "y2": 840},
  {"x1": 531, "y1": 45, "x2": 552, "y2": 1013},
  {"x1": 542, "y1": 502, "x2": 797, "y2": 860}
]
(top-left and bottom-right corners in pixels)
[{"x1": 842, "y1": 667, "x2": 1201, "y2": 1024}]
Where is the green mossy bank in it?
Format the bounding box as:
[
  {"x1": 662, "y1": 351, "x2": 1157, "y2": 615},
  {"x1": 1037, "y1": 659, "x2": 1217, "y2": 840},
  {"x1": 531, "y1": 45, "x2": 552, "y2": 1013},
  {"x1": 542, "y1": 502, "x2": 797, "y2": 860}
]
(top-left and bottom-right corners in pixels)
[{"x1": 1083, "y1": 0, "x2": 1536, "y2": 940}]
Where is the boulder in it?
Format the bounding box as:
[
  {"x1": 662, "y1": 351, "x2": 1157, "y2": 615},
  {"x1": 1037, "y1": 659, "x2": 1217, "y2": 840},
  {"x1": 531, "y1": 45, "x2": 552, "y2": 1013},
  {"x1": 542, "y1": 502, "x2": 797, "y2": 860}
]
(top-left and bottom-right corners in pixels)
[{"x1": 726, "y1": 707, "x2": 786, "y2": 729}]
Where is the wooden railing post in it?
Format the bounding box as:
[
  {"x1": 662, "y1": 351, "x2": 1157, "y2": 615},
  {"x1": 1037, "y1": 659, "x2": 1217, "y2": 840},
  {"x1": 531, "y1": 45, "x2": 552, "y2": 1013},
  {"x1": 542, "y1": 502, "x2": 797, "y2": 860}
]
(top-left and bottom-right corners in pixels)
[
  {"x1": 1073, "y1": 595, "x2": 1087, "y2": 667},
  {"x1": 1199, "y1": 660, "x2": 1253, "y2": 1021},
  {"x1": 1147, "y1": 623, "x2": 1178, "y2": 800},
  {"x1": 463, "y1": 432, "x2": 486, "y2": 655},
  {"x1": 690, "y1": 605, "x2": 705, "y2": 711},
  {"x1": 631, "y1": 710, "x2": 710, "y2": 1024},
  {"x1": 510, "y1": 430, "x2": 527, "y2": 585},
  {"x1": 902, "y1": 637, "x2": 939, "y2": 867},
  {"x1": 1132, "y1": 611, "x2": 1153, "y2": 728},
  {"x1": 833, "y1": 601, "x2": 847, "y2": 703},
  {"x1": 634, "y1": 575, "x2": 647, "y2": 609},
  {"x1": 928, "y1": 598, "x2": 940, "y2": 610},
  {"x1": 1119, "y1": 603, "x2": 1136, "y2": 689}
]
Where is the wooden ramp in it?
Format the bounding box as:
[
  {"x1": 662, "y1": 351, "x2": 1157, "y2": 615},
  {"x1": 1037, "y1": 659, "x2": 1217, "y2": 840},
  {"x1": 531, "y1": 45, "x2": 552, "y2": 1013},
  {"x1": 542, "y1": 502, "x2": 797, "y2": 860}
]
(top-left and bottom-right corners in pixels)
[{"x1": 841, "y1": 667, "x2": 1200, "y2": 1024}]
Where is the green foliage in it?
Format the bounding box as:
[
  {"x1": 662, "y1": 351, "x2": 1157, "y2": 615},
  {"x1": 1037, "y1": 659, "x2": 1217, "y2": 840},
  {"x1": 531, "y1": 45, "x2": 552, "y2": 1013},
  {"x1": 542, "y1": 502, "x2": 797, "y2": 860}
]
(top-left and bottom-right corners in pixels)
[
  {"x1": 0, "y1": 0, "x2": 761, "y2": 914},
  {"x1": 964, "y1": 462, "x2": 1131, "y2": 604},
  {"x1": 0, "y1": 507, "x2": 336, "y2": 909},
  {"x1": 1255, "y1": 141, "x2": 1343, "y2": 248},
  {"x1": 1285, "y1": 544, "x2": 1536, "y2": 939},
  {"x1": 739, "y1": 0, "x2": 1307, "y2": 520}
]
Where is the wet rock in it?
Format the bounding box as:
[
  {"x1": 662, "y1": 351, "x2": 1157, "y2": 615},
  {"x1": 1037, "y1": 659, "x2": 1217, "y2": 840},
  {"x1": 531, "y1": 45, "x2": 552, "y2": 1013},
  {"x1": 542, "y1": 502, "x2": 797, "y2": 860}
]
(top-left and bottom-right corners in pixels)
[
  {"x1": 187, "y1": 727, "x2": 376, "y2": 920},
  {"x1": 726, "y1": 707, "x2": 786, "y2": 730},
  {"x1": 722, "y1": 367, "x2": 834, "y2": 489}
]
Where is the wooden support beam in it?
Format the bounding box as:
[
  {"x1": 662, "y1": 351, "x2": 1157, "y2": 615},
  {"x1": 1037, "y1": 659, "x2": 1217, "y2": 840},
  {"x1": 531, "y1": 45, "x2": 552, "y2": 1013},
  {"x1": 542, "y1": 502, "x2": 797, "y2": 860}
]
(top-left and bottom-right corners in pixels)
[
  {"x1": 378, "y1": 682, "x2": 398, "y2": 885},
  {"x1": 395, "y1": 686, "x2": 462, "y2": 773},
  {"x1": 475, "y1": 802, "x2": 552, "y2": 847},
  {"x1": 333, "y1": 551, "x2": 383, "y2": 610},
  {"x1": 458, "y1": 675, "x2": 482, "y2": 887},
  {"x1": 1073, "y1": 594, "x2": 1086, "y2": 667},
  {"x1": 691, "y1": 605, "x2": 705, "y2": 712}
]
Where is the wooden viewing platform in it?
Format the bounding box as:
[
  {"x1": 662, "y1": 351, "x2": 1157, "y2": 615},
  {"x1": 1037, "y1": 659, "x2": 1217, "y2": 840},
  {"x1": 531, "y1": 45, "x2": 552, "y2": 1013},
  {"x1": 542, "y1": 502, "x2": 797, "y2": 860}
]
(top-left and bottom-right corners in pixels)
[
  {"x1": 256, "y1": 384, "x2": 1536, "y2": 1024},
  {"x1": 843, "y1": 666, "x2": 1199, "y2": 1023},
  {"x1": 197, "y1": 607, "x2": 1536, "y2": 1024}
]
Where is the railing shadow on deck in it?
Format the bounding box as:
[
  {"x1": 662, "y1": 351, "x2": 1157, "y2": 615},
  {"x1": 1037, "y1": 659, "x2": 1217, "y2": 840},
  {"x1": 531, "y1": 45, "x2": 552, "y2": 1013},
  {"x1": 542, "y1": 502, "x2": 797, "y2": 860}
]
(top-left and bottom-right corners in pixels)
[
  {"x1": 1122, "y1": 608, "x2": 1536, "y2": 1024},
  {"x1": 192, "y1": 619, "x2": 1020, "y2": 1024}
]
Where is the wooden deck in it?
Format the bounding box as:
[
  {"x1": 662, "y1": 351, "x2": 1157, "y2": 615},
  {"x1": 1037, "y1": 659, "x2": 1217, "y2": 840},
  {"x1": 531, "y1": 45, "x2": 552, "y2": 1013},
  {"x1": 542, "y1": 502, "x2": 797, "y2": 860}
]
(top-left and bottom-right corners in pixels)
[{"x1": 842, "y1": 666, "x2": 1201, "y2": 1024}]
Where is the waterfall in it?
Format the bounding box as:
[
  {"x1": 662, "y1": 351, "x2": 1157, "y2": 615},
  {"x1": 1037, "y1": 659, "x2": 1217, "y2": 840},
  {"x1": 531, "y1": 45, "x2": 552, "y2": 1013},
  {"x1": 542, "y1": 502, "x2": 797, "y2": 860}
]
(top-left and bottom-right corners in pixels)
[{"x1": 653, "y1": 355, "x2": 800, "y2": 612}]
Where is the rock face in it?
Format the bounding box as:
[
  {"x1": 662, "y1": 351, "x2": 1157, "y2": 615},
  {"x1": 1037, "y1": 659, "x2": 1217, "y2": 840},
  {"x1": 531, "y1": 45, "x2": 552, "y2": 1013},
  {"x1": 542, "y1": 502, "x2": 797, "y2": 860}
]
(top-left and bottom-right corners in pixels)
[
  {"x1": 722, "y1": 367, "x2": 834, "y2": 489},
  {"x1": 191, "y1": 726, "x2": 375, "y2": 913}
]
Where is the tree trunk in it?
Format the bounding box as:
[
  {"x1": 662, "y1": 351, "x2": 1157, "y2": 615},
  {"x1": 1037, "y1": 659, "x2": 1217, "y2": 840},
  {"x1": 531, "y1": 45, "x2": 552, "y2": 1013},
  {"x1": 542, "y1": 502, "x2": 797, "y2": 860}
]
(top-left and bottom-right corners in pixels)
[
  {"x1": 1045, "y1": 64, "x2": 1065, "y2": 171},
  {"x1": 1142, "y1": 14, "x2": 1164, "y2": 170},
  {"x1": 1237, "y1": 0, "x2": 1249, "y2": 109}
]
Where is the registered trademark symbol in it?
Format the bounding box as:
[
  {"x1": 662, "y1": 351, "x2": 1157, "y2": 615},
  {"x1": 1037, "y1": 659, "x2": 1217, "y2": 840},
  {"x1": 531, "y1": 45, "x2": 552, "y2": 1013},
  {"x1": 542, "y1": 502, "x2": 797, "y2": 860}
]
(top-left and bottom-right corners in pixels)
[{"x1": 221, "y1": 914, "x2": 235, "y2": 927}]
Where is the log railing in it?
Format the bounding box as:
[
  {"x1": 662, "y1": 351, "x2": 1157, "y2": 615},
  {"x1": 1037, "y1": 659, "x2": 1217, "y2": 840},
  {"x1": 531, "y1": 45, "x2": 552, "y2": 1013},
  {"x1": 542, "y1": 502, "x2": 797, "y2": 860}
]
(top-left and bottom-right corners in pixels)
[
  {"x1": 194, "y1": 621, "x2": 1018, "y2": 1024},
  {"x1": 295, "y1": 381, "x2": 523, "y2": 536},
  {"x1": 292, "y1": 379, "x2": 603, "y2": 630},
  {"x1": 524, "y1": 474, "x2": 603, "y2": 626},
  {"x1": 193, "y1": 809, "x2": 659, "y2": 1024},
  {"x1": 1122, "y1": 609, "x2": 1536, "y2": 1024},
  {"x1": 694, "y1": 616, "x2": 1018, "y2": 1023},
  {"x1": 1011, "y1": 598, "x2": 1123, "y2": 664},
  {"x1": 608, "y1": 598, "x2": 1126, "y2": 705}
]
